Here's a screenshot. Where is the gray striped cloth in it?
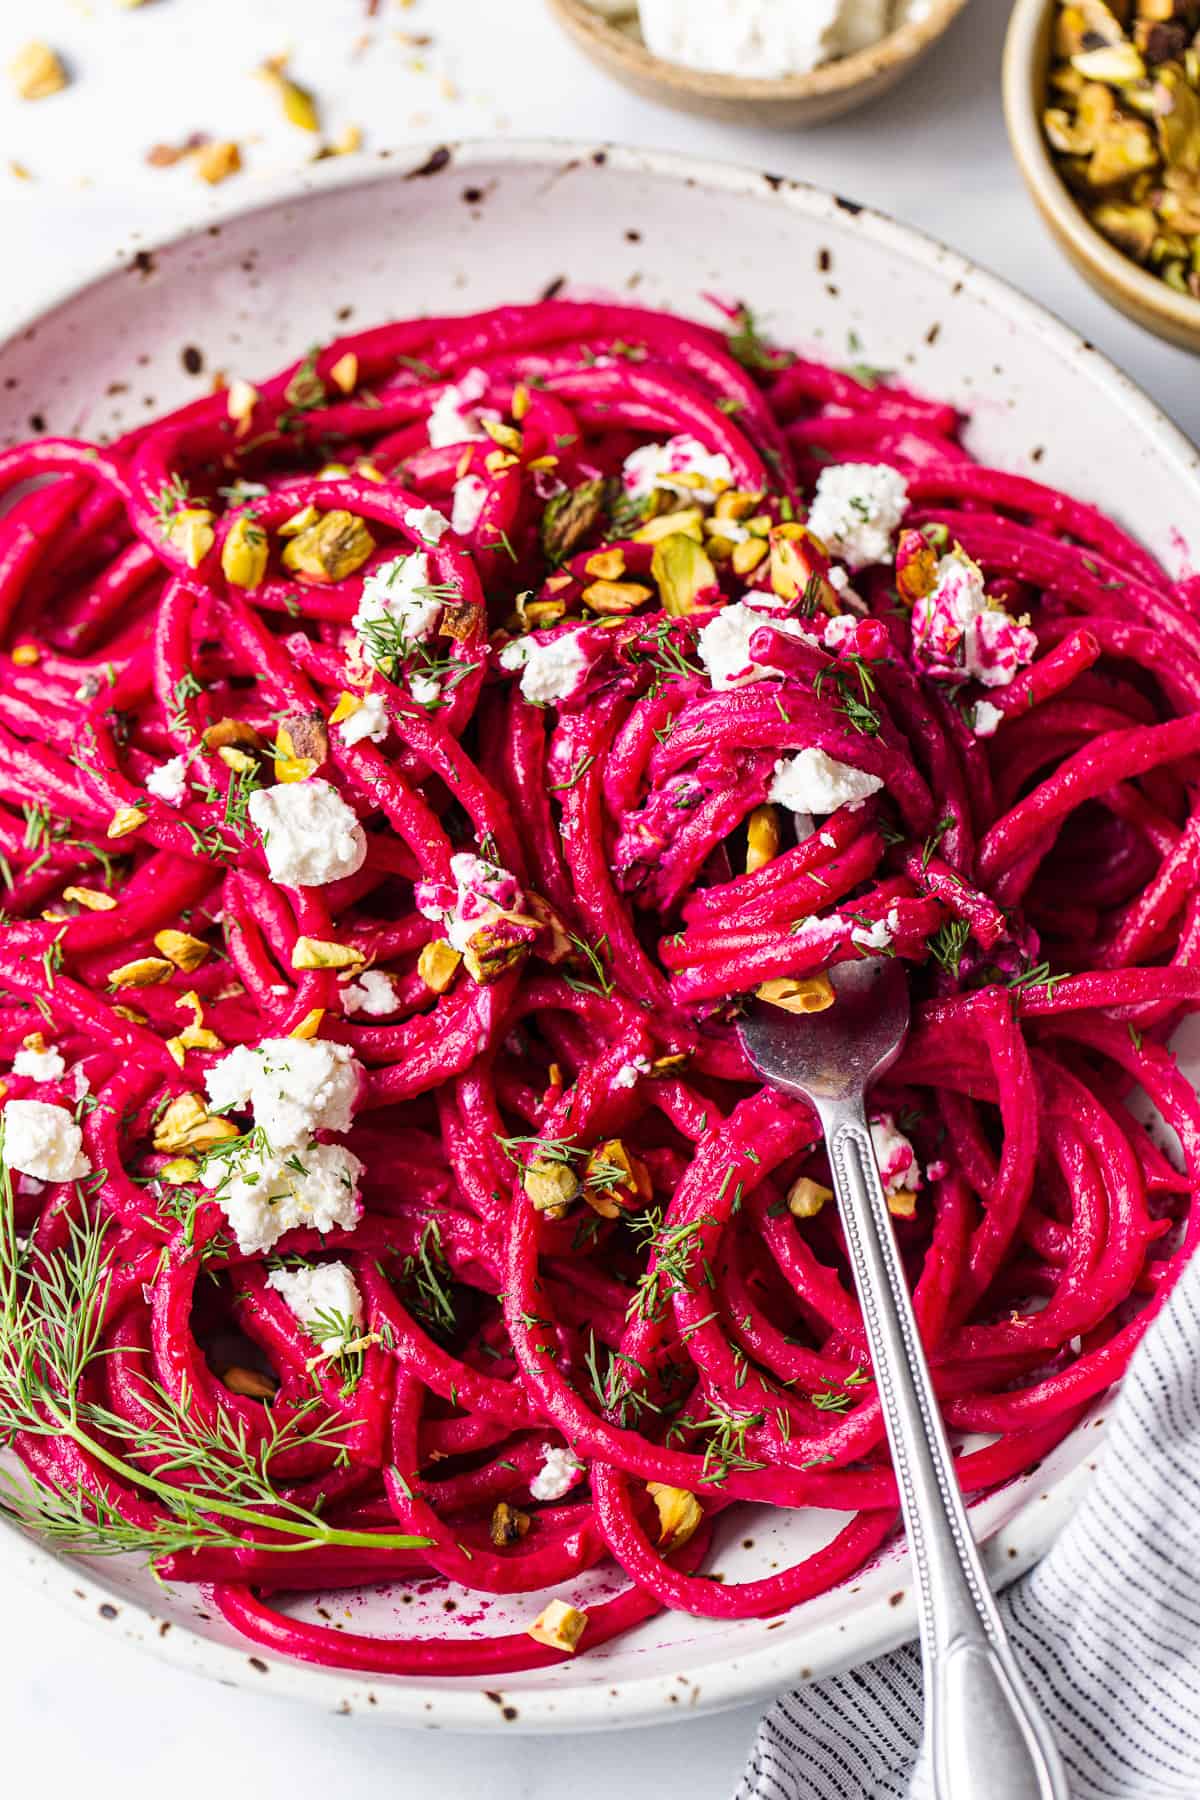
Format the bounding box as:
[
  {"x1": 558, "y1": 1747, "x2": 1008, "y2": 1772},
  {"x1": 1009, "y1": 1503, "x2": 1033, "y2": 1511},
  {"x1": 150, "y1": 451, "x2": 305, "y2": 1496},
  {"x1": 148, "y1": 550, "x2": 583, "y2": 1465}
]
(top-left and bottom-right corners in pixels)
[{"x1": 738, "y1": 1243, "x2": 1200, "y2": 1800}]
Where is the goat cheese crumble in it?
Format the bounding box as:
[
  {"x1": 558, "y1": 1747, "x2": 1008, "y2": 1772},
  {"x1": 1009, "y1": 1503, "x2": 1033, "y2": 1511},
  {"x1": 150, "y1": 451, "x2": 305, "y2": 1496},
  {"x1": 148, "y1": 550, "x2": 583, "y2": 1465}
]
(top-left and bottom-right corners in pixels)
[
  {"x1": 201, "y1": 1139, "x2": 364, "y2": 1257},
  {"x1": 353, "y1": 551, "x2": 444, "y2": 665},
  {"x1": 869, "y1": 1113, "x2": 921, "y2": 1199},
  {"x1": 500, "y1": 630, "x2": 590, "y2": 705},
  {"x1": 451, "y1": 474, "x2": 488, "y2": 536},
  {"x1": 403, "y1": 504, "x2": 451, "y2": 546},
  {"x1": 338, "y1": 691, "x2": 389, "y2": 748},
  {"x1": 426, "y1": 367, "x2": 497, "y2": 448},
  {"x1": 972, "y1": 699, "x2": 1004, "y2": 738},
  {"x1": 146, "y1": 754, "x2": 189, "y2": 807},
  {"x1": 612, "y1": 1055, "x2": 653, "y2": 1090},
  {"x1": 638, "y1": 0, "x2": 894, "y2": 76},
  {"x1": 621, "y1": 433, "x2": 735, "y2": 505},
  {"x1": 696, "y1": 602, "x2": 816, "y2": 690},
  {"x1": 267, "y1": 1261, "x2": 364, "y2": 1350},
  {"x1": 2, "y1": 1099, "x2": 90, "y2": 1183},
  {"x1": 768, "y1": 747, "x2": 884, "y2": 813},
  {"x1": 341, "y1": 968, "x2": 399, "y2": 1017},
  {"x1": 805, "y1": 462, "x2": 909, "y2": 570},
  {"x1": 206, "y1": 1037, "x2": 362, "y2": 1151},
  {"x1": 12, "y1": 1044, "x2": 66, "y2": 1083},
  {"x1": 247, "y1": 778, "x2": 367, "y2": 888},
  {"x1": 911, "y1": 549, "x2": 1037, "y2": 688},
  {"x1": 416, "y1": 853, "x2": 527, "y2": 955},
  {"x1": 530, "y1": 1443, "x2": 586, "y2": 1502}
]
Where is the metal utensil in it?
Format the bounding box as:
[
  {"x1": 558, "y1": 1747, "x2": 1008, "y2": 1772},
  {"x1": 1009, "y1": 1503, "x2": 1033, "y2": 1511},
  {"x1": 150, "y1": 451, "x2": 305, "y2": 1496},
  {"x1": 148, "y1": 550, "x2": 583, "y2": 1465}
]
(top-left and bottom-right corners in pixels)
[{"x1": 738, "y1": 957, "x2": 1070, "y2": 1800}]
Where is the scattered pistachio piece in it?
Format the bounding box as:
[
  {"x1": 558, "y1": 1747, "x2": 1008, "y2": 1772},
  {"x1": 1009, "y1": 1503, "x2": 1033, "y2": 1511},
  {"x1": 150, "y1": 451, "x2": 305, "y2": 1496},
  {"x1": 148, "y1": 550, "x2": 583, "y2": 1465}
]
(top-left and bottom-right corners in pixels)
[
  {"x1": 281, "y1": 510, "x2": 375, "y2": 581},
  {"x1": 787, "y1": 1176, "x2": 834, "y2": 1219},
  {"x1": 154, "y1": 929, "x2": 211, "y2": 972},
  {"x1": 289, "y1": 1008, "x2": 325, "y2": 1039},
  {"x1": 527, "y1": 1598, "x2": 588, "y2": 1654},
  {"x1": 328, "y1": 351, "x2": 359, "y2": 394},
  {"x1": 646, "y1": 1482, "x2": 703, "y2": 1551},
  {"x1": 109, "y1": 956, "x2": 175, "y2": 989},
  {"x1": 221, "y1": 513, "x2": 269, "y2": 590},
  {"x1": 9, "y1": 42, "x2": 68, "y2": 102},
  {"x1": 757, "y1": 974, "x2": 837, "y2": 1015},
  {"x1": 107, "y1": 805, "x2": 148, "y2": 840},
  {"x1": 62, "y1": 886, "x2": 118, "y2": 912},
  {"x1": 291, "y1": 937, "x2": 365, "y2": 971},
  {"x1": 223, "y1": 1365, "x2": 278, "y2": 1399},
  {"x1": 193, "y1": 140, "x2": 242, "y2": 185},
  {"x1": 418, "y1": 939, "x2": 462, "y2": 993},
  {"x1": 490, "y1": 1501, "x2": 532, "y2": 1547},
  {"x1": 745, "y1": 805, "x2": 780, "y2": 874},
  {"x1": 153, "y1": 1092, "x2": 240, "y2": 1153}
]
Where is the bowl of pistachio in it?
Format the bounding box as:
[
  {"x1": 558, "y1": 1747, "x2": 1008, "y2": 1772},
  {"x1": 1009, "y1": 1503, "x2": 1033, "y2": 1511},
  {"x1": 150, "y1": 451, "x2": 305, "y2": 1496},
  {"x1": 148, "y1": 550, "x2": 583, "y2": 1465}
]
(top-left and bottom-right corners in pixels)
[{"x1": 1004, "y1": 0, "x2": 1200, "y2": 352}]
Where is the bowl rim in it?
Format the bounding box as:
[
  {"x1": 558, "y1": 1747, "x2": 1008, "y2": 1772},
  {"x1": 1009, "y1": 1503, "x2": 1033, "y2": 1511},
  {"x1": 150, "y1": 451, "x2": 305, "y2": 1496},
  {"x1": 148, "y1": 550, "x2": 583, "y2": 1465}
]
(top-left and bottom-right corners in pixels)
[
  {"x1": 546, "y1": 0, "x2": 970, "y2": 98},
  {"x1": 1002, "y1": 0, "x2": 1200, "y2": 335},
  {"x1": 1, "y1": 133, "x2": 1198, "y2": 1732}
]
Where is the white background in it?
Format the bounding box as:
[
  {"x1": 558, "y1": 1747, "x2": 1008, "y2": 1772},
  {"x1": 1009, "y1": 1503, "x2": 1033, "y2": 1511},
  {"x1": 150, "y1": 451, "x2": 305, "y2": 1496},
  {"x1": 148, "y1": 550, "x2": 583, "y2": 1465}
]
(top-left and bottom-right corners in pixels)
[{"x1": 0, "y1": 2, "x2": 1196, "y2": 1796}]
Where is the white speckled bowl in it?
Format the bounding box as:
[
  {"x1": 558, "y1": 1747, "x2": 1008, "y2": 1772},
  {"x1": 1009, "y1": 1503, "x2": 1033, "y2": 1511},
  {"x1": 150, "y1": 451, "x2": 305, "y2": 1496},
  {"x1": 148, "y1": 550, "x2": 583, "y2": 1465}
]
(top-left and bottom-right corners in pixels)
[{"x1": 1, "y1": 140, "x2": 1197, "y2": 1732}]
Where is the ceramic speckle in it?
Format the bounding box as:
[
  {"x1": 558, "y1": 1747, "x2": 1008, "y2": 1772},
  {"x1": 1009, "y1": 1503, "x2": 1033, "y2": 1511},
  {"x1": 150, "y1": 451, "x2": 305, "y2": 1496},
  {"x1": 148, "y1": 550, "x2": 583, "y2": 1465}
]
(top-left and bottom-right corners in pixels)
[{"x1": 1, "y1": 139, "x2": 1198, "y2": 1731}]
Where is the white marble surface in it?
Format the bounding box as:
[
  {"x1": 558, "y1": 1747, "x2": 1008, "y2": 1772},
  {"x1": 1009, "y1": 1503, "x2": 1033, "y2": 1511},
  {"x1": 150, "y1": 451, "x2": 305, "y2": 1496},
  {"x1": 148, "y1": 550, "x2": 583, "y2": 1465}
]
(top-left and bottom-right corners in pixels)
[{"x1": 0, "y1": 1, "x2": 1196, "y2": 1795}]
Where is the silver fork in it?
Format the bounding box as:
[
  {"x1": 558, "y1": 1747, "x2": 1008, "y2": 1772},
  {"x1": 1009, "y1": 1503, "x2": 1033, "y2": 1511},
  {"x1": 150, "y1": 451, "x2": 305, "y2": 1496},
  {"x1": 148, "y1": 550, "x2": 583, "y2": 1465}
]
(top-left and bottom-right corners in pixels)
[{"x1": 738, "y1": 957, "x2": 1069, "y2": 1800}]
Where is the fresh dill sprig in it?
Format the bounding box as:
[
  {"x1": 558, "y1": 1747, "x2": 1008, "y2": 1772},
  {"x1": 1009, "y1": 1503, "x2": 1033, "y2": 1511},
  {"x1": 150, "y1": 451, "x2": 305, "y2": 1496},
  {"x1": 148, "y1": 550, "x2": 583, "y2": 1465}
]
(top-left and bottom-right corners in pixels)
[{"x1": 0, "y1": 1143, "x2": 429, "y2": 1562}]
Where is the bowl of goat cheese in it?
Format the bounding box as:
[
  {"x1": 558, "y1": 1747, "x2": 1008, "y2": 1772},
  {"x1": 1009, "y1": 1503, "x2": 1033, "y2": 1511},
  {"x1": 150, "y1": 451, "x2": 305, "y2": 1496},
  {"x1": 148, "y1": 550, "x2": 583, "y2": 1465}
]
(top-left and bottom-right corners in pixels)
[{"x1": 545, "y1": 0, "x2": 970, "y2": 126}]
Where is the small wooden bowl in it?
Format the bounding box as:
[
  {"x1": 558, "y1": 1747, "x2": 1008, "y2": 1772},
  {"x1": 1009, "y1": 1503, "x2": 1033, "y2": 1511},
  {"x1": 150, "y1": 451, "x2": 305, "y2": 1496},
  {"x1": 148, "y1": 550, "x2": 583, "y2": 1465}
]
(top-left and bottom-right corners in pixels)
[
  {"x1": 545, "y1": 0, "x2": 970, "y2": 129},
  {"x1": 1003, "y1": 0, "x2": 1200, "y2": 353}
]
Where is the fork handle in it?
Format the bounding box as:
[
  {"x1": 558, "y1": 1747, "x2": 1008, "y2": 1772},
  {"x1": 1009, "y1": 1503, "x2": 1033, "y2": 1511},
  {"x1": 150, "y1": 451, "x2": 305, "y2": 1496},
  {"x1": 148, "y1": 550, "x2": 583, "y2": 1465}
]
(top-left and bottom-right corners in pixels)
[{"x1": 821, "y1": 1102, "x2": 1070, "y2": 1800}]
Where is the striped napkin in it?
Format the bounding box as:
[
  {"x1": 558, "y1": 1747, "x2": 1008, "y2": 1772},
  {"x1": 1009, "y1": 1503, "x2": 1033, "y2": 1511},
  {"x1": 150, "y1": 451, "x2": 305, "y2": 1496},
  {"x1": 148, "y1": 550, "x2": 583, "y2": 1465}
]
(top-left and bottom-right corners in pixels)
[{"x1": 738, "y1": 1242, "x2": 1200, "y2": 1800}]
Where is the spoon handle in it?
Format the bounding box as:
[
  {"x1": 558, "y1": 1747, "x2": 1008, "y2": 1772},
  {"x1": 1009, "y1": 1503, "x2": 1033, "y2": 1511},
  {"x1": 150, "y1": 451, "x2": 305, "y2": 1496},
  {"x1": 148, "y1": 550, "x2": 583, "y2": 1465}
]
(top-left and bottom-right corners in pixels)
[{"x1": 821, "y1": 1101, "x2": 1070, "y2": 1800}]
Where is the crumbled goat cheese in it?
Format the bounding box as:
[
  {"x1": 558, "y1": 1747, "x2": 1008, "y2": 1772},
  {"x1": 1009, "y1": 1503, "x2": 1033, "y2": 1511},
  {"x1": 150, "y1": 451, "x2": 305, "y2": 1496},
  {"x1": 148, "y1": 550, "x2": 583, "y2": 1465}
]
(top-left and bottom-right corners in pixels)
[
  {"x1": 696, "y1": 602, "x2": 815, "y2": 691},
  {"x1": 338, "y1": 691, "x2": 390, "y2": 748},
  {"x1": 768, "y1": 747, "x2": 884, "y2": 814},
  {"x1": 2, "y1": 1099, "x2": 90, "y2": 1183},
  {"x1": 247, "y1": 778, "x2": 367, "y2": 888},
  {"x1": 851, "y1": 916, "x2": 894, "y2": 952},
  {"x1": 403, "y1": 504, "x2": 451, "y2": 546},
  {"x1": 500, "y1": 630, "x2": 590, "y2": 705},
  {"x1": 206, "y1": 1037, "x2": 361, "y2": 1151},
  {"x1": 972, "y1": 699, "x2": 1004, "y2": 738},
  {"x1": 450, "y1": 474, "x2": 488, "y2": 536},
  {"x1": 819, "y1": 829, "x2": 837, "y2": 847},
  {"x1": 621, "y1": 433, "x2": 735, "y2": 504},
  {"x1": 70, "y1": 1065, "x2": 90, "y2": 1102},
  {"x1": 267, "y1": 1261, "x2": 364, "y2": 1350},
  {"x1": 202, "y1": 1139, "x2": 363, "y2": 1256},
  {"x1": 530, "y1": 1443, "x2": 585, "y2": 1502},
  {"x1": 870, "y1": 1113, "x2": 922, "y2": 1199},
  {"x1": 417, "y1": 852, "x2": 526, "y2": 954},
  {"x1": 146, "y1": 754, "x2": 189, "y2": 807},
  {"x1": 806, "y1": 462, "x2": 909, "y2": 570},
  {"x1": 426, "y1": 367, "x2": 496, "y2": 448},
  {"x1": 612, "y1": 1055, "x2": 653, "y2": 1090},
  {"x1": 341, "y1": 969, "x2": 399, "y2": 1017},
  {"x1": 911, "y1": 549, "x2": 1037, "y2": 688},
  {"x1": 409, "y1": 672, "x2": 443, "y2": 709},
  {"x1": 12, "y1": 1045, "x2": 66, "y2": 1083},
  {"x1": 353, "y1": 552, "x2": 443, "y2": 664},
  {"x1": 638, "y1": 0, "x2": 892, "y2": 76}
]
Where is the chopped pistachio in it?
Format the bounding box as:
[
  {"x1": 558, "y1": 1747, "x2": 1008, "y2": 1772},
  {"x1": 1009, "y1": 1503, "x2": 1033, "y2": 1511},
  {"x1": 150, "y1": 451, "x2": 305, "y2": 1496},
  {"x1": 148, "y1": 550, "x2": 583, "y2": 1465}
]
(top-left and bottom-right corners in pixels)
[
  {"x1": 888, "y1": 1187, "x2": 918, "y2": 1219},
  {"x1": 259, "y1": 58, "x2": 320, "y2": 133},
  {"x1": 787, "y1": 1176, "x2": 834, "y2": 1219},
  {"x1": 109, "y1": 956, "x2": 175, "y2": 989},
  {"x1": 582, "y1": 1138, "x2": 652, "y2": 1219},
  {"x1": 62, "y1": 886, "x2": 117, "y2": 912},
  {"x1": 650, "y1": 533, "x2": 717, "y2": 616},
  {"x1": 756, "y1": 974, "x2": 837, "y2": 1014},
  {"x1": 732, "y1": 536, "x2": 769, "y2": 576},
  {"x1": 107, "y1": 805, "x2": 148, "y2": 839},
  {"x1": 11, "y1": 643, "x2": 39, "y2": 666},
  {"x1": 226, "y1": 378, "x2": 259, "y2": 429},
  {"x1": 527, "y1": 1598, "x2": 587, "y2": 1654},
  {"x1": 581, "y1": 577, "x2": 653, "y2": 616},
  {"x1": 291, "y1": 936, "x2": 365, "y2": 971},
  {"x1": 221, "y1": 514, "x2": 269, "y2": 590},
  {"x1": 153, "y1": 1092, "x2": 240, "y2": 1153},
  {"x1": 632, "y1": 506, "x2": 705, "y2": 545},
  {"x1": 329, "y1": 351, "x2": 359, "y2": 394},
  {"x1": 745, "y1": 805, "x2": 780, "y2": 874},
  {"x1": 523, "y1": 1157, "x2": 579, "y2": 1216},
  {"x1": 289, "y1": 1008, "x2": 325, "y2": 1040},
  {"x1": 280, "y1": 510, "x2": 375, "y2": 581},
  {"x1": 153, "y1": 929, "x2": 210, "y2": 972},
  {"x1": 218, "y1": 745, "x2": 258, "y2": 775},
  {"x1": 9, "y1": 42, "x2": 68, "y2": 101},
  {"x1": 490, "y1": 1501, "x2": 532, "y2": 1546},
  {"x1": 646, "y1": 1482, "x2": 703, "y2": 1550},
  {"x1": 203, "y1": 717, "x2": 264, "y2": 754},
  {"x1": 584, "y1": 547, "x2": 626, "y2": 580},
  {"x1": 418, "y1": 939, "x2": 462, "y2": 993},
  {"x1": 193, "y1": 140, "x2": 242, "y2": 185},
  {"x1": 168, "y1": 508, "x2": 216, "y2": 569},
  {"x1": 159, "y1": 1157, "x2": 200, "y2": 1187},
  {"x1": 278, "y1": 503, "x2": 321, "y2": 538}
]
